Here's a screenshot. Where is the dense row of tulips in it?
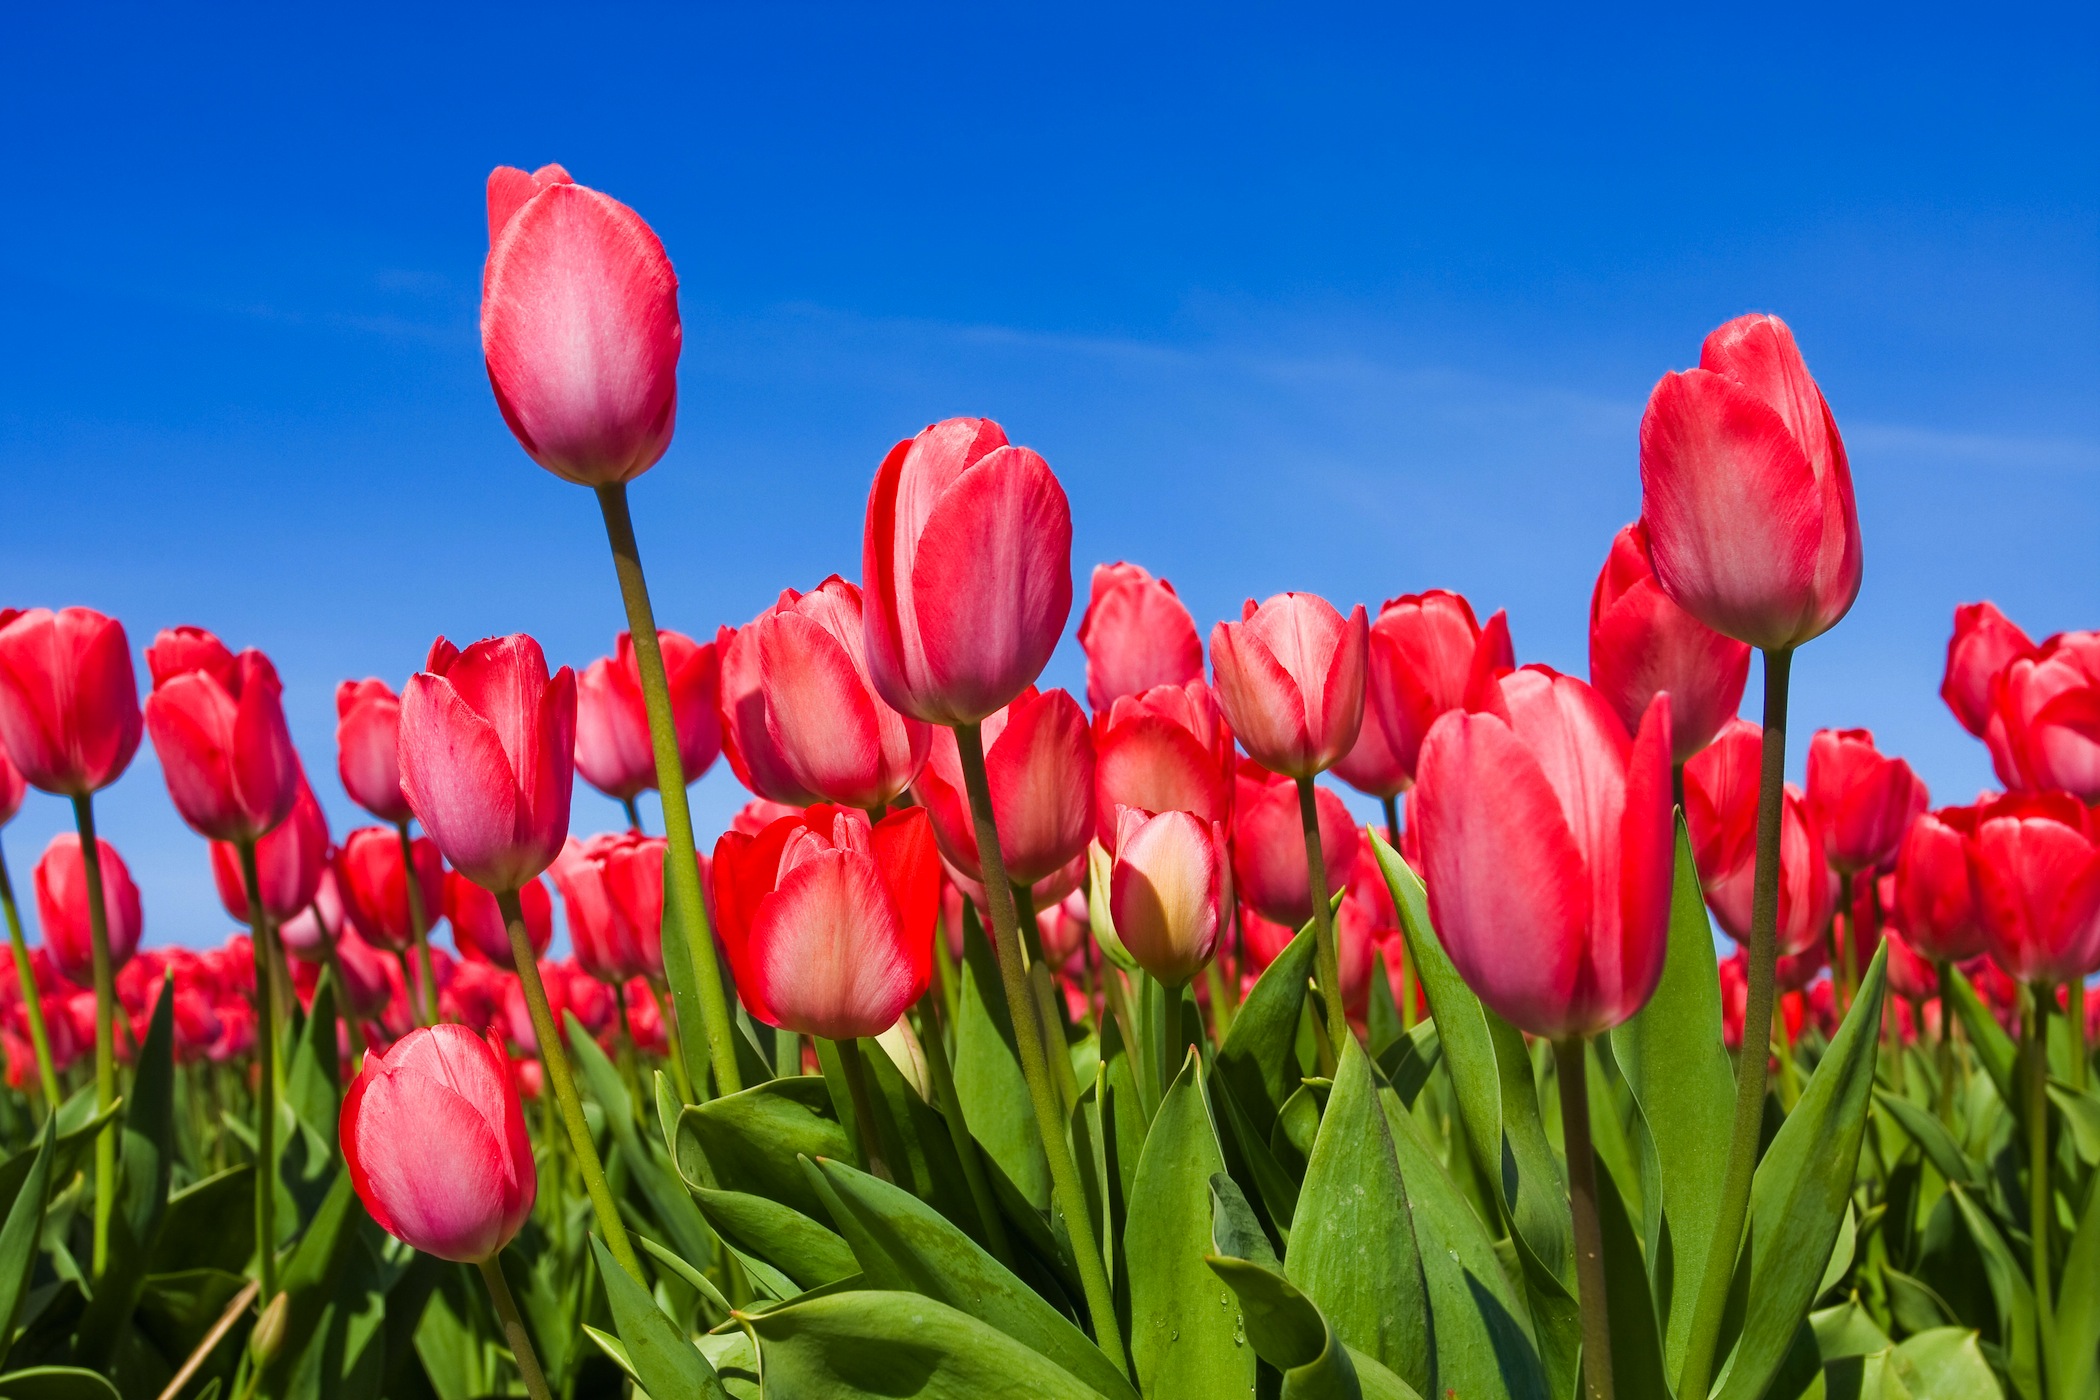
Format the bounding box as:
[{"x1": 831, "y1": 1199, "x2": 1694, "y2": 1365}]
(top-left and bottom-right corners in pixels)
[{"x1": 0, "y1": 161, "x2": 2091, "y2": 1400}]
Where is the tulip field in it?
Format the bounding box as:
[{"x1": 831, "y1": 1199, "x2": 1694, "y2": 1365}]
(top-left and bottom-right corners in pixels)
[{"x1": 1, "y1": 164, "x2": 2097, "y2": 1400}]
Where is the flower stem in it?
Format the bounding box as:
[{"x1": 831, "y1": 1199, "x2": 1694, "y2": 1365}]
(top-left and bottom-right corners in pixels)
[
  {"x1": 1555, "y1": 1038, "x2": 1615, "y2": 1400},
  {"x1": 69, "y1": 794, "x2": 118, "y2": 1277},
  {"x1": 1676, "y1": 645, "x2": 1791, "y2": 1400},
  {"x1": 394, "y1": 820, "x2": 438, "y2": 1026},
  {"x1": 1935, "y1": 961, "x2": 1958, "y2": 1128},
  {"x1": 952, "y1": 722, "x2": 1128, "y2": 1376},
  {"x1": 496, "y1": 887, "x2": 644, "y2": 1283},
  {"x1": 235, "y1": 838, "x2": 279, "y2": 1302},
  {"x1": 2027, "y1": 984, "x2": 2057, "y2": 1390},
  {"x1": 913, "y1": 991, "x2": 1015, "y2": 1268},
  {"x1": 0, "y1": 841, "x2": 63, "y2": 1107},
  {"x1": 833, "y1": 1037, "x2": 893, "y2": 1182},
  {"x1": 653, "y1": 983, "x2": 693, "y2": 1103},
  {"x1": 595, "y1": 482, "x2": 739, "y2": 1100},
  {"x1": 2071, "y1": 979, "x2": 2089, "y2": 1093},
  {"x1": 1295, "y1": 776, "x2": 1348, "y2": 1061},
  {"x1": 477, "y1": 1254, "x2": 554, "y2": 1400},
  {"x1": 621, "y1": 795, "x2": 644, "y2": 835}
]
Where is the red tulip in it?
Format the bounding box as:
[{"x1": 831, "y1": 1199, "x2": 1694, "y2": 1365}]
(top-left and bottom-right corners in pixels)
[
  {"x1": 548, "y1": 833, "x2": 668, "y2": 984},
  {"x1": 573, "y1": 630, "x2": 720, "y2": 802},
  {"x1": 1210, "y1": 593, "x2": 1368, "y2": 779},
  {"x1": 209, "y1": 778, "x2": 330, "y2": 924},
  {"x1": 1588, "y1": 521, "x2": 1752, "y2": 762},
  {"x1": 862, "y1": 417, "x2": 1073, "y2": 726},
  {"x1": 1884, "y1": 925, "x2": 1938, "y2": 1004},
  {"x1": 717, "y1": 614, "x2": 818, "y2": 807},
  {"x1": 945, "y1": 850, "x2": 1087, "y2": 929},
  {"x1": 1985, "y1": 631, "x2": 2100, "y2": 803},
  {"x1": 1229, "y1": 761, "x2": 1358, "y2": 929},
  {"x1": 328, "y1": 929, "x2": 399, "y2": 1022},
  {"x1": 1076, "y1": 562, "x2": 1204, "y2": 713},
  {"x1": 170, "y1": 985, "x2": 221, "y2": 1066},
  {"x1": 1684, "y1": 720, "x2": 1832, "y2": 956},
  {"x1": 342, "y1": 1023, "x2": 536, "y2": 1262},
  {"x1": 0, "y1": 746, "x2": 23, "y2": 827},
  {"x1": 336, "y1": 679, "x2": 412, "y2": 824},
  {"x1": 1092, "y1": 681, "x2": 1235, "y2": 849},
  {"x1": 712, "y1": 805, "x2": 940, "y2": 1040},
  {"x1": 144, "y1": 628, "x2": 301, "y2": 844},
  {"x1": 336, "y1": 825, "x2": 446, "y2": 953},
  {"x1": 1331, "y1": 887, "x2": 1387, "y2": 1017},
  {"x1": 446, "y1": 870, "x2": 552, "y2": 970},
  {"x1": 1968, "y1": 792, "x2": 2100, "y2": 985},
  {"x1": 915, "y1": 687, "x2": 1093, "y2": 887},
  {"x1": 481, "y1": 165, "x2": 680, "y2": 488},
  {"x1": 400, "y1": 635, "x2": 576, "y2": 894},
  {"x1": 279, "y1": 864, "x2": 348, "y2": 963},
  {"x1": 1361, "y1": 593, "x2": 1511, "y2": 788},
  {"x1": 1806, "y1": 728, "x2": 1928, "y2": 874},
  {"x1": 0, "y1": 608, "x2": 142, "y2": 797},
  {"x1": 1895, "y1": 805, "x2": 1988, "y2": 963},
  {"x1": 1036, "y1": 890, "x2": 1091, "y2": 971},
  {"x1": 1414, "y1": 669, "x2": 1674, "y2": 1038},
  {"x1": 34, "y1": 832, "x2": 142, "y2": 988},
  {"x1": 1331, "y1": 689, "x2": 1409, "y2": 800},
  {"x1": 1238, "y1": 902, "x2": 1295, "y2": 971},
  {"x1": 1638, "y1": 313, "x2": 1862, "y2": 651},
  {"x1": 439, "y1": 958, "x2": 509, "y2": 1036},
  {"x1": 732, "y1": 797, "x2": 804, "y2": 836},
  {"x1": 1941, "y1": 602, "x2": 2037, "y2": 739},
  {"x1": 1109, "y1": 808, "x2": 1231, "y2": 987}
]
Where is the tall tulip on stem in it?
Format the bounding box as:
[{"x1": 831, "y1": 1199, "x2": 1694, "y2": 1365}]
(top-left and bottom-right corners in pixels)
[{"x1": 336, "y1": 679, "x2": 440, "y2": 1023}]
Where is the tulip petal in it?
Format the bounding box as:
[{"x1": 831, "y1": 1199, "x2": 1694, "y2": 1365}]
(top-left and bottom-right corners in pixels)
[
  {"x1": 748, "y1": 849, "x2": 923, "y2": 1040},
  {"x1": 985, "y1": 689, "x2": 1094, "y2": 886},
  {"x1": 1211, "y1": 622, "x2": 1316, "y2": 778},
  {"x1": 399, "y1": 675, "x2": 521, "y2": 888},
  {"x1": 761, "y1": 613, "x2": 887, "y2": 807},
  {"x1": 348, "y1": 1071, "x2": 513, "y2": 1262}
]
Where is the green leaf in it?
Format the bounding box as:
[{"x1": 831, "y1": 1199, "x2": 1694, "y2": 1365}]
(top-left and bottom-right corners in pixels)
[
  {"x1": 149, "y1": 1165, "x2": 255, "y2": 1278},
  {"x1": 1286, "y1": 1035, "x2": 1431, "y2": 1394},
  {"x1": 1943, "y1": 966, "x2": 2017, "y2": 1107},
  {"x1": 591, "y1": 1236, "x2": 729, "y2": 1400},
  {"x1": 1373, "y1": 1021, "x2": 1440, "y2": 1111},
  {"x1": 2054, "y1": 1163, "x2": 2100, "y2": 1400},
  {"x1": 1209, "y1": 1071, "x2": 1300, "y2": 1243},
  {"x1": 1205, "y1": 1256, "x2": 1425, "y2": 1400},
  {"x1": 740, "y1": 1289, "x2": 1110, "y2": 1398},
  {"x1": 954, "y1": 907, "x2": 1050, "y2": 1208},
  {"x1": 569, "y1": 1012, "x2": 715, "y2": 1269},
  {"x1": 284, "y1": 968, "x2": 341, "y2": 1153},
  {"x1": 1368, "y1": 946, "x2": 1406, "y2": 1058},
  {"x1": 675, "y1": 1076, "x2": 851, "y2": 1219},
  {"x1": 1811, "y1": 1299, "x2": 1892, "y2": 1360},
  {"x1": 2045, "y1": 1080, "x2": 2100, "y2": 1164},
  {"x1": 255, "y1": 1169, "x2": 367, "y2": 1399},
  {"x1": 1714, "y1": 944, "x2": 1889, "y2": 1400},
  {"x1": 1596, "y1": 1155, "x2": 1669, "y2": 1400},
  {"x1": 1127, "y1": 1051, "x2": 1256, "y2": 1399},
  {"x1": 690, "y1": 1185, "x2": 857, "y2": 1289},
  {"x1": 1217, "y1": 921, "x2": 1320, "y2": 1140},
  {"x1": 0, "y1": 1367, "x2": 122, "y2": 1400},
  {"x1": 1947, "y1": 1184, "x2": 2039, "y2": 1400},
  {"x1": 1889, "y1": 1328, "x2": 2003, "y2": 1399},
  {"x1": 0, "y1": 1121, "x2": 54, "y2": 1343},
  {"x1": 1874, "y1": 1091, "x2": 1984, "y2": 1192}
]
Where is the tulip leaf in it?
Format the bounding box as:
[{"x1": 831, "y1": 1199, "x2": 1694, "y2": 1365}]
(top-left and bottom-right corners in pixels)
[
  {"x1": 676, "y1": 1075, "x2": 851, "y2": 1220},
  {"x1": 1943, "y1": 966, "x2": 2017, "y2": 1107},
  {"x1": 690, "y1": 1185, "x2": 857, "y2": 1289},
  {"x1": 1595, "y1": 1154, "x2": 1670, "y2": 1400},
  {"x1": 1889, "y1": 1327, "x2": 2002, "y2": 1399},
  {"x1": 1126, "y1": 1050, "x2": 1256, "y2": 1398},
  {"x1": 655, "y1": 842, "x2": 720, "y2": 1098},
  {"x1": 954, "y1": 910, "x2": 1051, "y2": 1209},
  {"x1": 591, "y1": 1236, "x2": 729, "y2": 1400},
  {"x1": 1946, "y1": 1184, "x2": 2039, "y2": 1400},
  {"x1": 1209, "y1": 1069, "x2": 1300, "y2": 1244},
  {"x1": 149, "y1": 1164, "x2": 256, "y2": 1278},
  {"x1": 569, "y1": 1013, "x2": 715, "y2": 1270},
  {"x1": 1373, "y1": 1021, "x2": 1441, "y2": 1111},
  {"x1": 2045, "y1": 1079, "x2": 2100, "y2": 1164},
  {"x1": 0, "y1": 1119, "x2": 54, "y2": 1345},
  {"x1": 1713, "y1": 942, "x2": 1888, "y2": 1400},
  {"x1": 1811, "y1": 1298, "x2": 1892, "y2": 1361},
  {"x1": 1218, "y1": 922, "x2": 1320, "y2": 1141},
  {"x1": 0, "y1": 1368, "x2": 123, "y2": 1400},
  {"x1": 1367, "y1": 945, "x2": 1405, "y2": 1058},
  {"x1": 2054, "y1": 1167, "x2": 2100, "y2": 1400},
  {"x1": 285, "y1": 968, "x2": 341, "y2": 1154},
  {"x1": 1874, "y1": 1091, "x2": 1984, "y2": 1192}
]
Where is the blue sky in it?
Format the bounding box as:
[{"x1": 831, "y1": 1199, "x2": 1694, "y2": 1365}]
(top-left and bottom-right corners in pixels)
[{"x1": 2, "y1": 3, "x2": 2095, "y2": 949}]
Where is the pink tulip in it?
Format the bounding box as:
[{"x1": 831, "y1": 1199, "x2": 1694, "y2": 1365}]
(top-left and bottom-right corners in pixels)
[
  {"x1": 34, "y1": 832, "x2": 142, "y2": 989},
  {"x1": 1684, "y1": 719, "x2": 1833, "y2": 956},
  {"x1": 481, "y1": 165, "x2": 680, "y2": 487},
  {"x1": 0, "y1": 607, "x2": 141, "y2": 797},
  {"x1": 862, "y1": 417, "x2": 1073, "y2": 726},
  {"x1": 279, "y1": 865, "x2": 348, "y2": 963},
  {"x1": 1239, "y1": 902, "x2": 1296, "y2": 972},
  {"x1": 1210, "y1": 593, "x2": 1368, "y2": 779},
  {"x1": 1092, "y1": 681, "x2": 1235, "y2": 849},
  {"x1": 0, "y1": 746, "x2": 23, "y2": 827},
  {"x1": 342, "y1": 1023, "x2": 537, "y2": 1262},
  {"x1": 209, "y1": 778, "x2": 331, "y2": 922},
  {"x1": 1414, "y1": 668, "x2": 1674, "y2": 1039},
  {"x1": 1362, "y1": 593, "x2": 1511, "y2": 788},
  {"x1": 1076, "y1": 562, "x2": 1204, "y2": 713},
  {"x1": 573, "y1": 630, "x2": 720, "y2": 803},
  {"x1": 915, "y1": 686, "x2": 1093, "y2": 887},
  {"x1": 1986, "y1": 631, "x2": 2100, "y2": 802},
  {"x1": 1805, "y1": 728, "x2": 1929, "y2": 875},
  {"x1": 400, "y1": 635, "x2": 576, "y2": 894},
  {"x1": 336, "y1": 679, "x2": 412, "y2": 824},
  {"x1": 1109, "y1": 808, "x2": 1231, "y2": 987},
  {"x1": 144, "y1": 628, "x2": 301, "y2": 844},
  {"x1": 1230, "y1": 761, "x2": 1358, "y2": 929},
  {"x1": 717, "y1": 612, "x2": 819, "y2": 807},
  {"x1": 446, "y1": 870, "x2": 552, "y2": 971},
  {"x1": 1588, "y1": 520, "x2": 1752, "y2": 762},
  {"x1": 1941, "y1": 602, "x2": 2037, "y2": 739},
  {"x1": 1968, "y1": 792, "x2": 2100, "y2": 986},
  {"x1": 1895, "y1": 805, "x2": 1988, "y2": 963},
  {"x1": 1332, "y1": 688, "x2": 1409, "y2": 801},
  {"x1": 336, "y1": 825, "x2": 447, "y2": 953}
]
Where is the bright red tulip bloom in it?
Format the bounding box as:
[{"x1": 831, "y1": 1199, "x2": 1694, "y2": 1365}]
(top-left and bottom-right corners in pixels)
[
  {"x1": 712, "y1": 805, "x2": 940, "y2": 1040},
  {"x1": 1229, "y1": 761, "x2": 1358, "y2": 929},
  {"x1": 1332, "y1": 687, "x2": 1409, "y2": 800},
  {"x1": 862, "y1": 417, "x2": 1073, "y2": 726},
  {"x1": 1684, "y1": 719, "x2": 1832, "y2": 955},
  {"x1": 1092, "y1": 681, "x2": 1235, "y2": 849},
  {"x1": 717, "y1": 615, "x2": 819, "y2": 807},
  {"x1": 34, "y1": 832, "x2": 142, "y2": 989},
  {"x1": 1588, "y1": 521, "x2": 1752, "y2": 762},
  {"x1": 170, "y1": 986, "x2": 221, "y2": 1066},
  {"x1": 1638, "y1": 314, "x2": 1862, "y2": 652},
  {"x1": 144, "y1": 629, "x2": 301, "y2": 844},
  {"x1": 915, "y1": 686, "x2": 1093, "y2": 886},
  {"x1": 337, "y1": 825, "x2": 446, "y2": 953},
  {"x1": 446, "y1": 869, "x2": 552, "y2": 971},
  {"x1": 1941, "y1": 602, "x2": 2037, "y2": 739},
  {"x1": 0, "y1": 746, "x2": 23, "y2": 827},
  {"x1": 1894, "y1": 805, "x2": 1988, "y2": 963},
  {"x1": 1414, "y1": 669, "x2": 1674, "y2": 1039},
  {"x1": 210, "y1": 778, "x2": 330, "y2": 923},
  {"x1": 1806, "y1": 727, "x2": 1929, "y2": 874},
  {"x1": 0, "y1": 608, "x2": 142, "y2": 798},
  {"x1": 400, "y1": 635, "x2": 576, "y2": 893},
  {"x1": 335, "y1": 679, "x2": 411, "y2": 824},
  {"x1": 1884, "y1": 926, "x2": 1938, "y2": 1004},
  {"x1": 1985, "y1": 631, "x2": 2100, "y2": 803},
  {"x1": 1968, "y1": 792, "x2": 2100, "y2": 985},
  {"x1": 547, "y1": 832, "x2": 699, "y2": 985},
  {"x1": 1210, "y1": 593, "x2": 1368, "y2": 779},
  {"x1": 280, "y1": 864, "x2": 348, "y2": 963},
  {"x1": 574, "y1": 630, "x2": 720, "y2": 803},
  {"x1": 481, "y1": 164, "x2": 680, "y2": 488},
  {"x1": 1109, "y1": 807, "x2": 1231, "y2": 987},
  {"x1": 1362, "y1": 593, "x2": 1511, "y2": 788},
  {"x1": 1077, "y1": 562, "x2": 1204, "y2": 713},
  {"x1": 1239, "y1": 902, "x2": 1296, "y2": 972},
  {"x1": 342, "y1": 1023, "x2": 537, "y2": 1263}
]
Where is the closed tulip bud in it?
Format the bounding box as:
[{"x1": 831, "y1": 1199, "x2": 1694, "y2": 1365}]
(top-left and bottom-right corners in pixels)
[
  {"x1": 481, "y1": 165, "x2": 680, "y2": 487},
  {"x1": 400, "y1": 635, "x2": 576, "y2": 893},
  {"x1": 1895, "y1": 805, "x2": 1987, "y2": 963},
  {"x1": 1684, "y1": 719, "x2": 1832, "y2": 955},
  {"x1": 1332, "y1": 686, "x2": 1409, "y2": 800},
  {"x1": 144, "y1": 629, "x2": 301, "y2": 844},
  {"x1": 1210, "y1": 593, "x2": 1368, "y2": 779},
  {"x1": 915, "y1": 687, "x2": 1093, "y2": 887},
  {"x1": 1968, "y1": 792, "x2": 2100, "y2": 986},
  {"x1": 335, "y1": 679, "x2": 411, "y2": 824},
  {"x1": 862, "y1": 417, "x2": 1073, "y2": 726},
  {"x1": 1588, "y1": 521, "x2": 1752, "y2": 762},
  {"x1": 1230, "y1": 761, "x2": 1358, "y2": 928},
  {"x1": 35, "y1": 832, "x2": 142, "y2": 988},
  {"x1": 446, "y1": 870, "x2": 551, "y2": 970},
  {"x1": 279, "y1": 865, "x2": 348, "y2": 963},
  {"x1": 1109, "y1": 808, "x2": 1230, "y2": 987},
  {"x1": 1361, "y1": 593, "x2": 1510, "y2": 789},
  {"x1": 1638, "y1": 314, "x2": 1862, "y2": 652},
  {"x1": 1806, "y1": 728, "x2": 1929, "y2": 874},
  {"x1": 210, "y1": 779, "x2": 331, "y2": 923},
  {"x1": 1985, "y1": 631, "x2": 2100, "y2": 802},
  {"x1": 0, "y1": 747, "x2": 23, "y2": 827},
  {"x1": 712, "y1": 805, "x2": 940, "y2": 1040},
  {"x1": 336, "y1": 826, "x2": 446, "y2": 953},
  {"x1": 1093, "y1": 681, "x2": 1235, "y2": 849},
  {"x1": 341, "y1": 1023, "x2": 537, "y2": 1262},
  {"x1": 0, "y1": 607, "x2": 143, "y2": 797},
  {"x1": 1076, "y1": 563, "x2": 1204, "y2": 712},
  {"x1": 1941, "y1": 602, "x2": 2037, "y2": 738},
  {"x1": 1884, "y1": 926, "x2": 1939, "y2": 1004},
  {"x1": 717, "y1": 615, "x2": 819, "y2": 806},
  {"x1": 574, "y1": 630, "x2": 721, "y2": 802}
]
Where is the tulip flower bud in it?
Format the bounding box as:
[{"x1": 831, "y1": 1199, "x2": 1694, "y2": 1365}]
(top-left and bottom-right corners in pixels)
[
  {"x1": 1985, "y1": 631, "x2": 2100, "y2": 802},
  {"x1": 1210, "y1": 593, "x2": 1368, "y2": 779},
  {"x1": 34, "y1": 832, "x2": 142, "y2": 988},
  {"x1": 250, "y1": 1292, "x2": 290, "y2": 1363},
  {"x1": 446, "y1": 869, "x2": 552, "y2": 970},
  {"x1": 336, "y1": 826, "x2": 446, "y2": 953},
  {"x1": 1230, "y1": 761, "x2": 1357, "y2": 929},
  {"x1": 574, "y1": 630, "x2": 721, "y2": 802},
  {"x1": 0, "y1": 608, "x2": 143, "y2": 798},
  {"x1": 1092, "y1": 681, "x2": 1235, "y2": 849},
  {"x1": 1076, "y1": 562, "x2": 1204, "y2": 713},
  {"x1": 915, "y1": 687, "x2": 1093, "y2": 887},
  {"x1": 1684, "y1": 720, "x2": 1833, "y2": 956},
  {"x1": 336, "y1": 679, "x2": 412, "y2": 824},
  {"x1": 210, "y1": 780, "x2": 331, "y2": 924},
  {"x1": 1941, "y1": 602, "x2": 2037, "y2": 739},
  {"x1": 1968, "y1": 792, "x2": 2100, "y2": 986},
  {"x1": 144, "y1": 628, "x2": 301, "y2": 844},
  {"x1": 341, "y1": 1024, "x2": 537, "y2": 1262},
  {"x1": 1587, "y1": 521, "x2": 1751, "y2": 763},
  {"x1": 1361, "y1": 593, "x2": 1510, "y2": 790},
  {"x1": 1894, "y1": 806, "x2": 1987, "y2": 963},
  {"x1": 1806, "y1": 728, "x2": 1929, "y2": 875},
  {"x1": 1108, "y1": 808, "x2": 1230, "y2": 988}
]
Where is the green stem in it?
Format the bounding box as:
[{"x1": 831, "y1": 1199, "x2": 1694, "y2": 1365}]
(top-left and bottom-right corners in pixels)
[
  {"x1": 2071, "y1": 980, "x2": 2088, "y2": 1093},
  {"x1": 495, "y1": 887, "x2": 643, "y2": 1282},
  {"x1": 595, "y1": 482, "x2": 739, "y2": 1099},
  {"x1": 477, "y1": 1254, "x2": 554, "y2": 1400},
  {"x1": 1936, "y1": 961, "x2": 1958, "y2": 1129},
  {"x1": 953, "y1": 722, "x2": 1128, "y2": 1375},
  {"x1": 1295, "y1": 776, "x2": 1348, "y2": 1061},
  {"x1": 1555, "y1": 1039, "x2": 1615, "y2": 1400},
  {"x1": 1676, "y1": 645, "x2": 1791, "y2": 1400},
  {"x1": 394, "y1": 820, "x2": 438, "y2": 1026},
  {"x1": 621, "y1": 795, "x2": 644, "y2": 834},
  {"x1": 913, "y1": 991, "x2": 1014, "y2": 1268},
  {"x1": 235, "y1": 838, "x2": 279, "y2": 1301},
  {"x1": 774, "y1": 1028, "x2": 801, "y2": 1081},
  {"x1": 833, "y1": 1037, "x2": 893, "y2": 1182},
  {"x1": 1837, "y1": 870, "x2": 1858, "y2": 1014},
  {"x1": 653, "y1": 983, "x2": 694, "y2": 1103},
  {"x1": 1157, "y1": 977, "x2": 1181, "y2": 1112},
  {"x1": 2027, "y1": 985, "x2": 2057, "y2": 1391},
  {"x1": 69, "y1": 794, "x2": 118, "y2": 1277},
  {"x1": 0, "y1": 842, "x2": 63, "y2": 1106}
]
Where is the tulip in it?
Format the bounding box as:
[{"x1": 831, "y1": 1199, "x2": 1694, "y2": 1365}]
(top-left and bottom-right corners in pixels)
[
  {"x1": 915, "y1": 687, "x2": 1093, "y2": 889},
  {"x1": 574, "y1": 629, "x2": 722, "y2": 812},
  {"x1": 0, "y1": 746, "x2": 61, "y2": 1105},
  {"x1": 1941, "y1": 602, "x2": 2037, "y2": 738},
  {"x1": 279, "y1": 864, "x2": 348, "y2": 963},
  {"x1": 1895, "y1": 806, "x2": 1988, "y2": 964},
  {"x1": 1036, "y1": 889, "x2": 1091, "y2": 972},
  {"x1": 1684, "y1": 721, "x2": 1832, "y2": 957},
  {"x1": 717, "y1": 616, "x2": 820, "y2": 807},
  {"x1": 209, "y1": 779, "x2": 330, "y2": 924},
  {"x1": 336, "y1": 679, "x2": 412, "y2": 824},
  {"x1": 1985, "y1": 630, "x2": 2100, "y2": 802},
  {"x1": 1884, "y1": 925, "x2": 1938, "y2": 1005},
  {"x1": 1076, "y1": 562, "x2": 1204, "y2": 712},
  {"x1": 1968, "y1": 792, "x2": 2100, "y2": 988},
  {"x1": 1230, "y1": 761, "x2": 1357, "y2": 929},
  {"x1": 336, "y1": 827, "x2": 448, "y2": 953},
  {"x1": 1092, "y1": 681, "x2": 1235, "y2": 849},
  {"x1": 1362, "y1": 593, "x2": 1511, "y2": 791},
  {"x1": 144, "y1": 628, "x2": 301, "y2": 845},
  {"x1": 549, "y1": 834, "x2": 655, "y2": 985},
  {"x1": 1109, "y1": 808, "x2": 1230, "y2": 989},
  {"x1": 1806, "y1": 727, "x2": 1929, "y2": 875},
  {"x1": 34, "y1": 833, "x2": 141, "y2": 989},
  {"x1": 0, "y1": 747, "x2": 19, "y2": 826},
  {"x1": 1588, "y1": 521, "x2": 1752, "y2": 763},
  {"x1": 447, "y1": 870, "x2": 552, "y2": 970},
  {"x1": 1209, "y1": 593, "x2": 1368, "y2": 780},
  {"x1": 325, "y1": 928, "x2": 399, "y2": 1023},
  {"x1": 0, "y1": 607, "x2": 141, "y2": 797},
  {"x1": 1332, "y1": 691, "x2": 1410, "y2": 804}
]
